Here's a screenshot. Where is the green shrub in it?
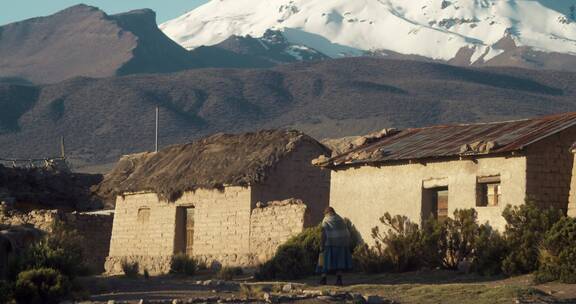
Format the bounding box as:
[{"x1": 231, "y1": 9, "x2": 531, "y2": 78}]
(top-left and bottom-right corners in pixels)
[
  {"x1": 352, "y1": 244, "x2": 391, "y2": 273},
  {"x1": 14, "y1": 268, "x2": 71, "y2": 304},
  {"x1": 217, "y1": 266, "x2": 243, "y2": 281},
  {"x1": 256, "y1": 226, "x2": 321, "y2": 280},
  {"x1": 371, "y1": 213, "x2": 423, "y2": 272},
  {"x1": 120, "y1": 259, "x2": 139, "y2": 278},
  {"x1": 418, "y1": 216, "x2": 446, "y2": 269},
  {"x1": 501, "y1": 202, "x2": 562, "y2": 276},
  {"x1": 437, "y1": 209, "x2": 480, "y2": 269},
  {"x1": 9, "y1": 223, "x2": 86, "y2": 280},
  {"x1": 360, "y1": 209, "x2": 505, "y2": 275},
  {"x1": 170, "y1": 254, "x2": 197, "y2": 276},
  {"x1": 0, "y1": 280, "x2": 13, "y2": 304},
  {"x1": 472, "y1": 224, "x2": 508, "y2": 276},
  {"x1": 354, "y1": 213, "x2": 442, "y2": 273},
  {"x1": 535, "y1": 217, "x2": 576, "y2": 283}
]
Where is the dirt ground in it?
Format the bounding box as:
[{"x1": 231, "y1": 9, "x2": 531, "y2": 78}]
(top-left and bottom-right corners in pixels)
[{"x1": 82, "y1": 270, "x2": 576, "y2": 303}]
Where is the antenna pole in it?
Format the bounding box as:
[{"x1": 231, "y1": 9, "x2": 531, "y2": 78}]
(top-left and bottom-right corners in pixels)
[
  {"x1": 155, "y1": 106, "x2": 159, "y2": 153},
  {"x1": 60, "y1": 136, "x2": 66, "y2": 159}
]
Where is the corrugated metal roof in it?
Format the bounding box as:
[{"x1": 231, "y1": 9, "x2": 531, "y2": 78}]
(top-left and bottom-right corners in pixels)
[{"x1": 324, "y1": 112, "x2": 576, "y2": 167}]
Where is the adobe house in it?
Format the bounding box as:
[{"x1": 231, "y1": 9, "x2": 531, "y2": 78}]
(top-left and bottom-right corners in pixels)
[
  {"x1": 98, "y1": 130, "x2": 330, "y2": 274},
  {"x1": 315, "y1": 112, "x2": 576, "y2": 244}
]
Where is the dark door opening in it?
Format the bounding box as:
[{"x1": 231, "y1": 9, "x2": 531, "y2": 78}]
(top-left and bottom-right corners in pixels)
[
  {"x1": 175, "y1": 206, "x2": 195, "y2": 256},
  {"x1": 422, "y1": 187, "x2": 449, "y2": 221}
]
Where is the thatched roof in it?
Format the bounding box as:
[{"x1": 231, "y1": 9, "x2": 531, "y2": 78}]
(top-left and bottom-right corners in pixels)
[{"x1": 96, "y1": 130, "x2": 328, "y2": 201}]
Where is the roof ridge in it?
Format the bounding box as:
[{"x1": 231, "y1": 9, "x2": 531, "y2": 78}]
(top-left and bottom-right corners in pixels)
[{"x1": 405, "y1": 111, "x2": 576, "y2": 132}]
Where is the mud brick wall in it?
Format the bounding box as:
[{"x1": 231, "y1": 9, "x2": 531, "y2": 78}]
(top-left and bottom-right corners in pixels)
[
  {"x1": 106, "y1": 191, "x2": 310, "y2": 273},
  {"x1": 106, "y1": 192, "x2": 177, "y2": 274},
  {"x1": 526, "y1": 127, "x2": 576, "y2": 212},
  {"x1": 249, "y1": 199, "x2": 308, "y2": 264},
  {"x1": 251, "y1": 141, "x2": 330, "y2": 225},
  {"x1": 178, "y1": 187, "x2": 252, "y2": 267},
  {"x1": 104, "y1": 255, "x2": 172, "y2": 275},
  {"x1": 108, "y1": 193, "x2": 177, "y2": 257},
  {"x1": 106, "y1": 187, "x2": 253, "y2": 273}
]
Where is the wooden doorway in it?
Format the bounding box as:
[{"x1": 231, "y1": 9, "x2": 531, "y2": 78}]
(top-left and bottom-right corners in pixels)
[
  {"x1": 175, "y1": 206, "x2": 195, "y2": 256},
  {"x1": 422, "y1": 186, "x2": 449, "y2": 220}
]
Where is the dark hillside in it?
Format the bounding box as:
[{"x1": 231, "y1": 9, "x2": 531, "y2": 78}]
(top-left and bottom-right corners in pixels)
[
  {"x1": 0, "y1": 165, "x2": 102, "y2": 211},
  {"x1": 0, "y1": 58, "x2": 575, "y2": 169}
]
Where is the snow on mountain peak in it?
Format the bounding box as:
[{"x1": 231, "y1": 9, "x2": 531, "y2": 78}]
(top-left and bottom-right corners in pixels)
[{"x1": 160, "y1": 0, "x2": 576, "y2": 62}]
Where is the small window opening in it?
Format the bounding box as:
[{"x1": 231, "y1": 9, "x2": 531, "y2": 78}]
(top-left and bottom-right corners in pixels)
[
  {"x1": 477, "y1": 176, "x2": 501, "y2": 207},
  {"x1": 422, "y1": 186, "x2": 449, "y2": 220},
  {"x1": 137, "y1": 207, "x2": 150, "y2": 223}
]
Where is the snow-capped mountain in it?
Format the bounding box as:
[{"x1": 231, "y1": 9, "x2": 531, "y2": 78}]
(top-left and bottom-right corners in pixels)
[
  {"x1": 215, "y1": 29, "x2": 329, "y2": 63},
  {"x1": 161, "y1": 0, "x2": 576, "y2": 67}
]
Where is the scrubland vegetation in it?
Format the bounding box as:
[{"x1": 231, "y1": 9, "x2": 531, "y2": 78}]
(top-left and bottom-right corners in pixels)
[{"x1": 259, "y1": 202, "x2": 576, "y2": 284}]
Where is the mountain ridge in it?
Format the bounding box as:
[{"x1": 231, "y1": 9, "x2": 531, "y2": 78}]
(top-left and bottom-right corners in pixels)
[
  {"x1": 0, "y1": 5, "x2": 277, "y2": 84},
  {"x1": 0, "y1": 4, "x2": 198, "y2": 84},
  {"x1": 161, "y1": 0, "x2": 576, "y2": 71}
]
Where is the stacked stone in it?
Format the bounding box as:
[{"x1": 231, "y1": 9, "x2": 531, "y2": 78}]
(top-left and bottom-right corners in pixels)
[{"x1": 66, "y1": 211, "x2": 114, "y2": 273}]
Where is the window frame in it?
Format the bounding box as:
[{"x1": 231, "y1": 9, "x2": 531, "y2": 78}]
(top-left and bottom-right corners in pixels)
[
  {"x1": 476, "y1": 175, "x2": 501, "y2": 207},
  {"x1": 137, "y1": 207, "x2": 151, "y2": 223}
]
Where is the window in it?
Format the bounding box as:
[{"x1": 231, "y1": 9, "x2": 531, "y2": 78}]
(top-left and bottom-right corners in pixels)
[
  {"x1": 422, "y1": 186, "x2": 449, "y2": 220},
  {"x1": 137, "y1": 207, "x2": 150, "y2": 223},
  {"x1": 477, "y1": 176, "x2": 501, "y2": 207}
]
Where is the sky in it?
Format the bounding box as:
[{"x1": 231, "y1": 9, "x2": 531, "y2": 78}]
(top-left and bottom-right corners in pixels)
[{"x1": 0, "y1": 0, "x2": 209, "y2": 26}]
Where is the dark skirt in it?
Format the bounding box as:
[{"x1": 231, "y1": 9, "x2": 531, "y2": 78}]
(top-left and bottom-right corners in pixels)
[{"x1": 317, "y1": 246, "x2": 353, "y2": 273}]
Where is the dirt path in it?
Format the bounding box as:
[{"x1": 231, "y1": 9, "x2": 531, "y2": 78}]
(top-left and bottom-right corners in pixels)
[{"x1": 82, "y1": 271, "x2": 576, "y2": 303}]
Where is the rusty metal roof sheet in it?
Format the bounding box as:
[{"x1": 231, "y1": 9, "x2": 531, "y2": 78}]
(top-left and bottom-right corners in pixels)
[{"x1": 324, "y1": 112, "x2": 576, "y2": 168}]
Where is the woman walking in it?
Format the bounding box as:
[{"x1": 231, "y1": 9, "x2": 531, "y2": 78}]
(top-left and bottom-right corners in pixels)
[{"x1": 318, "y1": 207, "x2": 353, "y2": 286}]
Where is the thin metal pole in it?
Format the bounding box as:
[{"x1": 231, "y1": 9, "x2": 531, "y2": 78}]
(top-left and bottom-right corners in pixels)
[
  {"x1": 60, "y1": 136, "x2": 66, "y2": 159},
  {"x1": 155, "y1": 106, "x2": 159, "y2": 152}
]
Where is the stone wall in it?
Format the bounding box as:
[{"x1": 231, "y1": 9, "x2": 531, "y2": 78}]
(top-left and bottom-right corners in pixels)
[
  {"x1": 249, "y1": 199, "x2": 308, "y2": 264},
  {"x1": 0, "y1": 208, "x2": 113, "y2": 273},
  {"x1": 329, "y1": 156, "x2": 528, "y2": 244},
  {"x1": 251, "y1": 140, "x2": 330, "y2": 225},
  {"x1": 526, "y1": 127, "x2": 576, "y2": 212},
  {"x1": 64, "y1": 211, "x2": 113, "y2": 273},
  {"x1": 0, "y1": 209, "x2": 60, "y2": 232}
]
